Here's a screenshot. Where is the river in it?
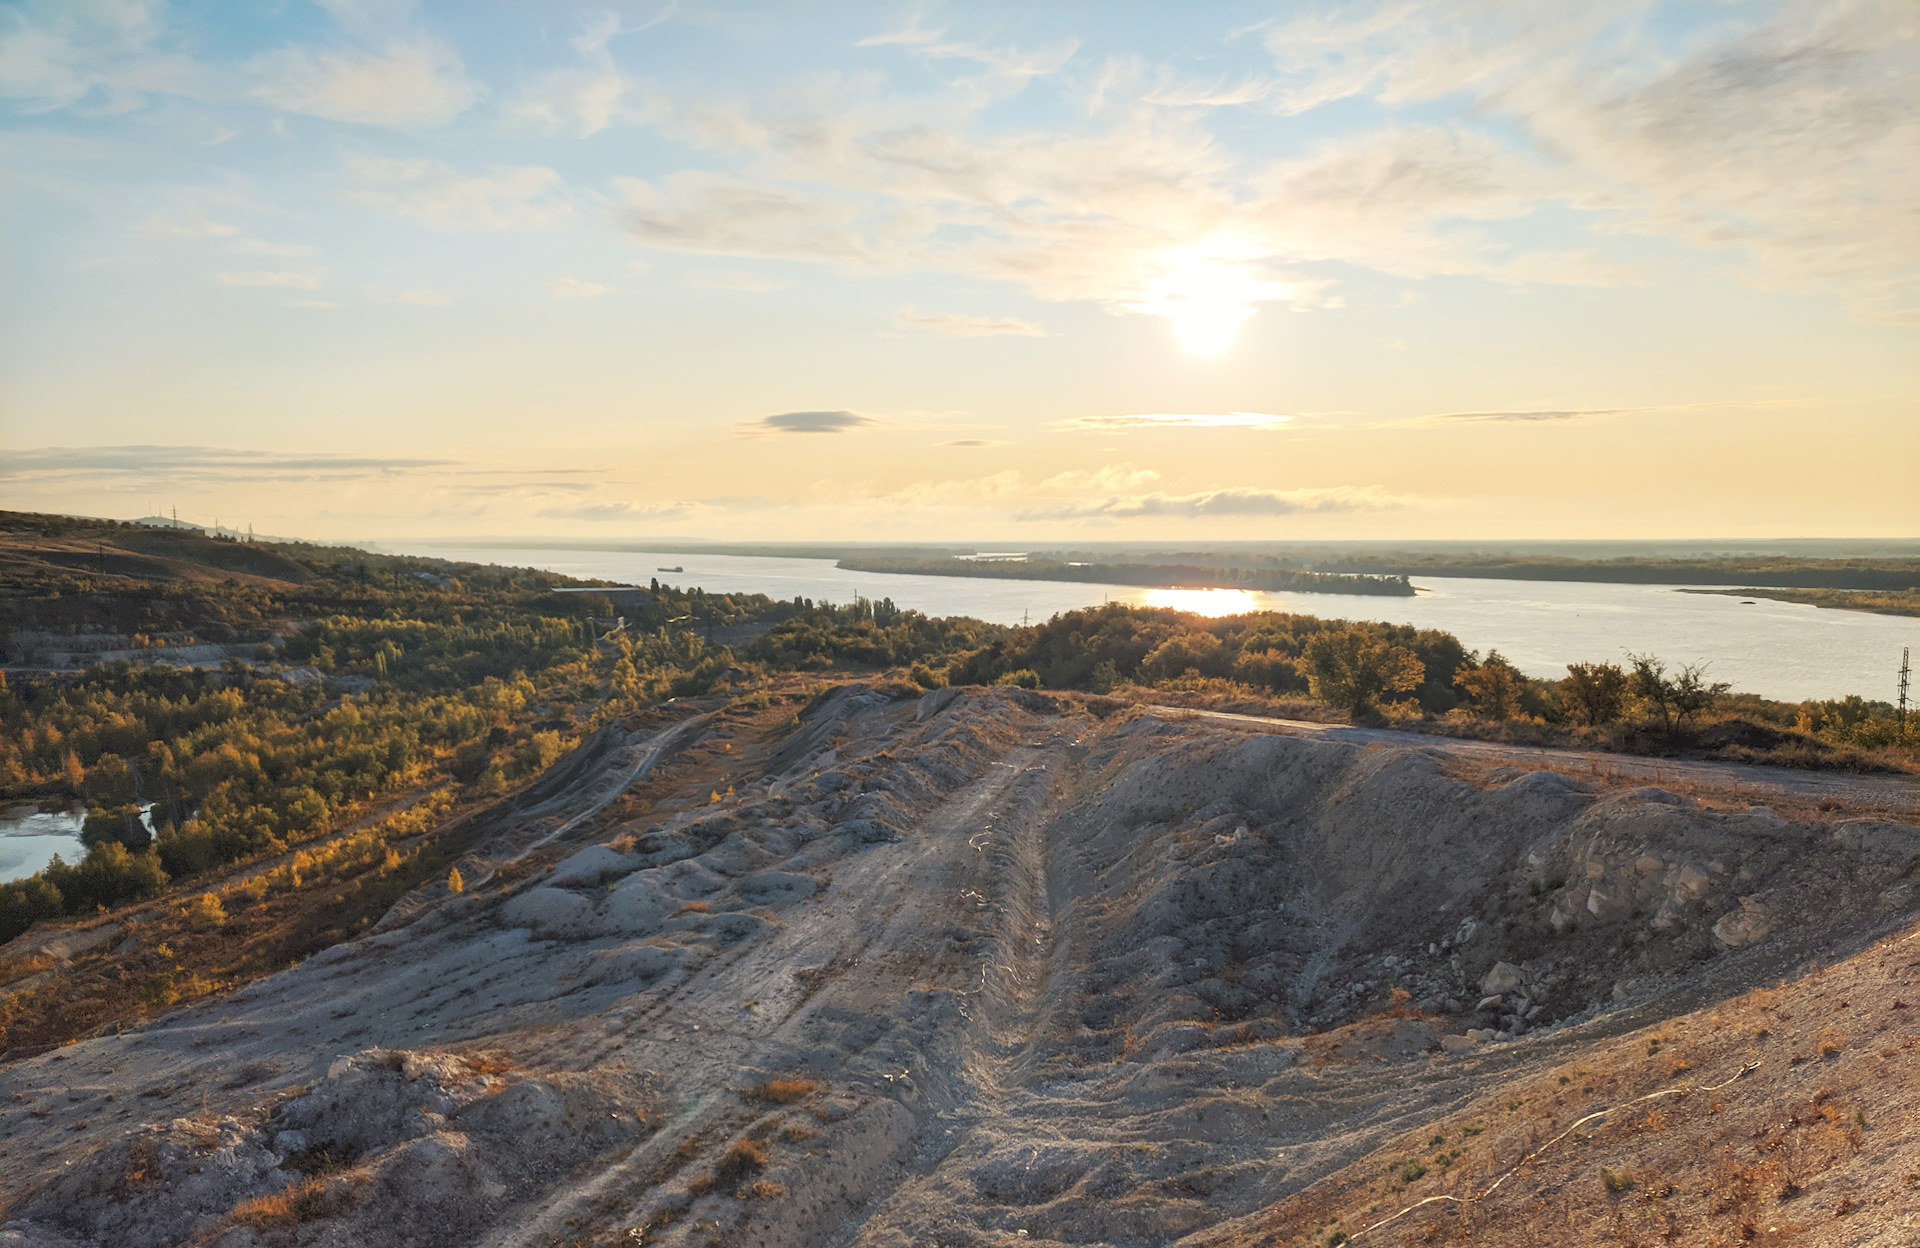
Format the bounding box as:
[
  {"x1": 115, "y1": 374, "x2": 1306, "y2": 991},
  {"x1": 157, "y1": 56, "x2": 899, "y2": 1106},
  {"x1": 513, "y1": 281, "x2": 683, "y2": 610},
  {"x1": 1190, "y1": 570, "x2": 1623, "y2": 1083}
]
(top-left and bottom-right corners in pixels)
[
  {"x1": 393, "y1": 543, "x2": 1916, "y2": 707},
  {"x1": 0, "y1": 804, "x2": 85, "y2": 886}
]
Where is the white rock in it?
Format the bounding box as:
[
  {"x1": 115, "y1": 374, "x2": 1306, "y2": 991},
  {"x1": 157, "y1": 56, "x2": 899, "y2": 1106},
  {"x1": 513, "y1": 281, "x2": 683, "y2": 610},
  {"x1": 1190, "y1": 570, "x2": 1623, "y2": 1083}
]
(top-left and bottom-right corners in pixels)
[
  {"x1": 499, "y1": 887, "x2": 595, "y2": 939},
  {"x1": 547, "y1": 845, "x2": 641, "y2": 888},
  {"x1": 1673, "y1": 863, "x2": 1713, "y2": 901},
  {"x1": 1712, "y1": 896, "x2": 1772, "y2": 949},
  {"x1": 1479, "y1": 961, "x2": 1525, "y2": 995}
]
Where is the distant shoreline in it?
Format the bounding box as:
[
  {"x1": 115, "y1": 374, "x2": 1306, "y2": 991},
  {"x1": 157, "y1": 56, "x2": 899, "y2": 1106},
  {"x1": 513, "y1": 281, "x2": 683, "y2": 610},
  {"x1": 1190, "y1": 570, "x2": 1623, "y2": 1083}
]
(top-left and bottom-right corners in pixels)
[
  {"x1": 834, "y1": 557, "x2": 1416, "y2": 597},
  {"x1": 1683, "y1": 586, "x2": 1920, "y2": 618}
]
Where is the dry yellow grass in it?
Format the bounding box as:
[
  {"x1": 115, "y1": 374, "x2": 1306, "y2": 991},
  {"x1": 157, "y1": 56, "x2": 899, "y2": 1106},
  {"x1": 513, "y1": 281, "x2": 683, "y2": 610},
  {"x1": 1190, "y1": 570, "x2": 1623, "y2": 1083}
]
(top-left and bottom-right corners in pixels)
[{"x1": 744, "y1": 1077, "x2": 819, "y2": 1105}]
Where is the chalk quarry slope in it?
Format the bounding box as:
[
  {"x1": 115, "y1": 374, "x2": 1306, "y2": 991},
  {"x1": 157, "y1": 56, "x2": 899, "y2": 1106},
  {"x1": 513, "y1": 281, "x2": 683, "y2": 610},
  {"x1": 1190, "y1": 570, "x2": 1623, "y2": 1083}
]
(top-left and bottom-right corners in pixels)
[{"x1": 3, "y1": 686, "x2": 1918, "y2": 1247}]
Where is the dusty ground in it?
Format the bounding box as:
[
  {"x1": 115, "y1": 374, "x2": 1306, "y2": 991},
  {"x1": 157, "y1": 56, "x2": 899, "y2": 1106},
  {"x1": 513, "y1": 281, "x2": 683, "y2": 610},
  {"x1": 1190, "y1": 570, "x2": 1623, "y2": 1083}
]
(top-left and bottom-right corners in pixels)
[{"x1": 2, "y1": 684, "x2": 1917, "y2": 1247}]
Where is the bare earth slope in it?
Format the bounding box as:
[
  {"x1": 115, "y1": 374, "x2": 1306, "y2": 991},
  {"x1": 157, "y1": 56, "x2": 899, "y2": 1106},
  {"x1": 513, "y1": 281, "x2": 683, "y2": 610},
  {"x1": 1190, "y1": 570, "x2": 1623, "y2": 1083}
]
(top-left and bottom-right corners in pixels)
[{"x1": 3, "y1": 687, "x2": 1917, "y2": 1247}]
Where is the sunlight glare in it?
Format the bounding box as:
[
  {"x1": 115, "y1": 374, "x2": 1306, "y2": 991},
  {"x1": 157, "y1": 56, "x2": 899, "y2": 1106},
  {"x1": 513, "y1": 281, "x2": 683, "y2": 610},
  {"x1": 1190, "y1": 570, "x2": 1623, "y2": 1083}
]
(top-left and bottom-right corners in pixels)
[
  {"x1": 1134, "y1": 246, "x2": 1290, "y2": 356},
  {"x1": 1141, "y1": 588, "x2": 1258, "y2": 617}
]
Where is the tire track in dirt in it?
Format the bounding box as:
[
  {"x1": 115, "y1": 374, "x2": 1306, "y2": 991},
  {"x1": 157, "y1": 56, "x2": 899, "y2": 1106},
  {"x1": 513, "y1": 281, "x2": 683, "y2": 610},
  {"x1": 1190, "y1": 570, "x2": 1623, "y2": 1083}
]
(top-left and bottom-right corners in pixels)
[{"x1": 477, "y1": 727, "x2": 1069, "y2": 1248}]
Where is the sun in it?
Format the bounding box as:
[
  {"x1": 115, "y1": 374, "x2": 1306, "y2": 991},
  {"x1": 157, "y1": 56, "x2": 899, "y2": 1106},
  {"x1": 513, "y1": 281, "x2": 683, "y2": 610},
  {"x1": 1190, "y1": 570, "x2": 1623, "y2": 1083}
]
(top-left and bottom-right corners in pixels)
[{"x1": 1134, "y1": 245, "x2": 1289, "y2": 356}]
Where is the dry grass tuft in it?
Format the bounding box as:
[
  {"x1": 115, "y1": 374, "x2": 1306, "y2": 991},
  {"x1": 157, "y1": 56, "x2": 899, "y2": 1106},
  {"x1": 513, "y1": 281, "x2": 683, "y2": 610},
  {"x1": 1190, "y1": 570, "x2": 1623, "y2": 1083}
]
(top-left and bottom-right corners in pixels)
[
  {"x1": 715, "y1": 1138, "x2": 769, "y2": 1183},
  {"x1": 459, "y1": 1051, "x2": 517, "y2": 1077},
  {"x1": 745, "y1": 1077, "x2": 819, "y2": 1105},
  {"x1": 229, "y1": 1177, "x2": 342, "y2": 1229},
  {"x1": 673, "y1": 900, "x2": 710, "y2": 916}
]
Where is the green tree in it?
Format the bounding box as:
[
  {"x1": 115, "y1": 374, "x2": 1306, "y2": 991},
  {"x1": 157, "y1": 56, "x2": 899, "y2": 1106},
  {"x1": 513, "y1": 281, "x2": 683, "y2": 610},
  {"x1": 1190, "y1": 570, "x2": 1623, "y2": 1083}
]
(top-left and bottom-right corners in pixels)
[
  {"x1": 1629, "y1": 654, "x2": 1729, "y2": 736},
  {"x1": 1302, "y1": 631, "x2": 1425, "y2": 717}
]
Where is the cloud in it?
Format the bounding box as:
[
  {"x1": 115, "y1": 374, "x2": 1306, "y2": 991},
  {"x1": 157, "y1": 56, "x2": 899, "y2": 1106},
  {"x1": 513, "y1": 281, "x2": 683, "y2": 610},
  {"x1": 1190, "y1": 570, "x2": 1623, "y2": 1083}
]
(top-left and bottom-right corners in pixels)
[
  {"x1": 367, "y1": 287, "x2": 451, "y2": 305},
  {"x1": 285, "y1": 299, "x2": 339, "y2": 309},
  {"x1": 551, "y1": 277, "x2": 611, "y2": 298},
  {"x1": 230, "y1": 238, "x2": 320, "y2": 257},
  {"x1": 250, "y1": 33, "x2": 476, "y2": 129},
  {"x1": 1427, "y1": 408, "x2": 1621, "y2": 423},
  {"x1": 135, "y1": 212, "x2": 239, "y2": 239},
  {"x1": 535, "y1": 500, "x2": 695, "y2": 522},
  {"x1": 1262, "y1": 1, "x2": 1920, "y2": 320},
  {"x1": 890, "y1": 306, "x2": 1047, "y2": 337},
  {"x1": 215, "y1": 270, "x2": 322, "y2": 288},
  {"x1": 596, "y1": 3, "x2": 1920, "y2": 331},
  {"x1": 1058, "y1": 411, "x2": 1294, "y2": 432},
  {"x1": 941, "y1": 439, "x2": 1002, "y2": 447},
  {"x1": 685, "y1": 267, "x2": 784, "y2": 292},
  {"x1": 1, "y1": 445, "x2": 456, "y2": 484},
  {"x1": 345, "y1": 154, "x2": 572, "y2": 231},
  {"x1": 747, "y1": 410, "x2": 875, "y2": 435},
  {"x1": 1017, "y1": 484, "x2": 1412, "y2": 521},
  {"x1": 856, "y1": 21, "x2": 1080, "y2": 89}
]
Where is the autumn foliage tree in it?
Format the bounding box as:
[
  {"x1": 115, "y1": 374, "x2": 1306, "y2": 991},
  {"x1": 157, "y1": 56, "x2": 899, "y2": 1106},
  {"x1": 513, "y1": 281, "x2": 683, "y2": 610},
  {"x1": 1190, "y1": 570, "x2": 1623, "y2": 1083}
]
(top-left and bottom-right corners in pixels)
[
  {"x1": 1301, "y1": 631, "x2": 1425, "y2": 717},
  {"x1": 1454, "y1": 650, "x2": 1529, "y2": 720}
]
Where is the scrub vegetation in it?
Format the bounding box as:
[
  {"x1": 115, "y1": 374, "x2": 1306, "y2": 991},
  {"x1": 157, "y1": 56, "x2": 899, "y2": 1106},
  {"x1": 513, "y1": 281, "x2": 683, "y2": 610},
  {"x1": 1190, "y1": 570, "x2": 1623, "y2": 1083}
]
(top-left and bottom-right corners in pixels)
[{"x1": 1, "y1": 511, "x2": 1913, "y2": 959}]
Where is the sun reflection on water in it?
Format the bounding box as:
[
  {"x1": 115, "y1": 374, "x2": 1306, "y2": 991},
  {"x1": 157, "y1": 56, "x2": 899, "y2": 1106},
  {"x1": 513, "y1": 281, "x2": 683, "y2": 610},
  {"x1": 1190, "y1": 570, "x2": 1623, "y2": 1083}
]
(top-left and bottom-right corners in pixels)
[{"x1": 1140, "y1": 588, "x2": 1258, "y2": 617}]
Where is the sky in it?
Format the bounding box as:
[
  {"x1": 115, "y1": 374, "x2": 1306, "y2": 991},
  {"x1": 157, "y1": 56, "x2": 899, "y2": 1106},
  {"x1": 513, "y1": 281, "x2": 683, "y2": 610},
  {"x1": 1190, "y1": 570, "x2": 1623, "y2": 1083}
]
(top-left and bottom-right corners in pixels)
[{"x1": 1, "y1": 0, "x2": 1916, "y2": 543}]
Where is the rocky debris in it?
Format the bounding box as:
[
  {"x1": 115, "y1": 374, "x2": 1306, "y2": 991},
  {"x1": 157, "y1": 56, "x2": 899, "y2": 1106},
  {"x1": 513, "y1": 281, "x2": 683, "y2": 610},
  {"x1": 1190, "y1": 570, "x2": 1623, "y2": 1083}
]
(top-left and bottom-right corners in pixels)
[
  {"x1": 1479, "y1": 961, "x2": 1525, "y2": 995},
  {"x1": 12, "y1": 1048, "x2": 660, "y2": 1248},
  {"x1": 1711, "y1": 895, "x2": 1774, "y2": 948}
]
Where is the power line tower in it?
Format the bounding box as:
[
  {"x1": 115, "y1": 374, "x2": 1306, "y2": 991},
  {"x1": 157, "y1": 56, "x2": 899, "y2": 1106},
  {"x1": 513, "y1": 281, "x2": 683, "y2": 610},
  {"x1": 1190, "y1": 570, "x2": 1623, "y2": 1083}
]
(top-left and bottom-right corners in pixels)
[{"x1": 1899, "y1": 646, "x2": 1911, "y2": 728}]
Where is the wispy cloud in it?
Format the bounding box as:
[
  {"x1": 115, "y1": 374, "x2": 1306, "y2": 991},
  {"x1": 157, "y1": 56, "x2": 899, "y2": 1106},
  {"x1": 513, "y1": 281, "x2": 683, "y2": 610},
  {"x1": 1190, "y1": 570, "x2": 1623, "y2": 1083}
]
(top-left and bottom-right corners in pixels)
[
  {"x1": 685, "y1": 267, "x2": 784, "y2": 292},
  {"x1": 744, "y1": 410, "x2": 875, "y2": 435},
  {"x1": 1057, "y1": 412, "x2": 1294, "y2": 432},
  {"x1": 550, "y1": 277, "x2": 610, "y2": 298},
  {"x1": 344, "y1": 154, "x2": 572, "y2": 231},
  {"x1": 1428, "y1": 408, "x2": 1623, "y2": 424},
  {"x1": 230, "y1": 238, "x2": 319, "y2": 257},
  {"x1": 1, "y1": 445, "x2": 457, "y2": 484},
  {"x1": 535, "y1": 500, "x2": 696, "y2": 522},
  {"x1": 1016, "y1": 484, "x2": 1413, "y2": 521},
  {"x1": 890, "y1": 306, "x2": 1047, "y2": 337},
  {"x1": 136, "y1": 212, "x2": 239, "y2": 239},
  {"x1": 248, "y1": 13, "x2": 477, "y2": 129},
  {"x1": 366, "y1": 286, "x2": 451, "y2": 306},
  {"x1": 215, "y1": 270, "x2": 322, "y2": 288},
  {"x1": 941, "y1": 438, "x2": 1003, "y2": 447}
]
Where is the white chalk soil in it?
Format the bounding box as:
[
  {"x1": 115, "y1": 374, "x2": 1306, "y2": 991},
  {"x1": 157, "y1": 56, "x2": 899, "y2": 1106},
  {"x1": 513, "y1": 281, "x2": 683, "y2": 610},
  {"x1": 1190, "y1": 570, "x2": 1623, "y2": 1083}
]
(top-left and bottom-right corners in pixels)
[{"x1": 3, "y1": 685, "x2": 1917, "y2": 1246}]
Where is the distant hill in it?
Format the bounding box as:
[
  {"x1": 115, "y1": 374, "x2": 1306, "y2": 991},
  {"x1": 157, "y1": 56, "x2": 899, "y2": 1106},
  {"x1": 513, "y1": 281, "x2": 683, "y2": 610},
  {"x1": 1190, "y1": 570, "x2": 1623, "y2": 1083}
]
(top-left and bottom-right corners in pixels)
[{"x1": 0, "y1": 511, "x2": 312, "y2": 585}]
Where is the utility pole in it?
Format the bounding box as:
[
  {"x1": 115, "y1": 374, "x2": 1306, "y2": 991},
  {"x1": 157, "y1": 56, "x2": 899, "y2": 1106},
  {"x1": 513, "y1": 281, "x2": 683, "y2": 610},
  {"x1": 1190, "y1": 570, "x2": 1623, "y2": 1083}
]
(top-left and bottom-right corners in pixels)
[{"x1": 1899, "y1": 646, "x2": 1911, "y2": 728}]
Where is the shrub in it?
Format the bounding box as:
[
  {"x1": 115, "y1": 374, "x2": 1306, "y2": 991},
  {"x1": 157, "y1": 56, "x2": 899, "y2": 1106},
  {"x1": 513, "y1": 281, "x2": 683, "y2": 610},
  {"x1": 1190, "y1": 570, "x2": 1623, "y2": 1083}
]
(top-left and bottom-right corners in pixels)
[
  {"x1": 185, "y1": 893, "x2": 227, "y2": 931},
  {"x1": 447, "y1": 866, "x2": 464, "y2": 894}
]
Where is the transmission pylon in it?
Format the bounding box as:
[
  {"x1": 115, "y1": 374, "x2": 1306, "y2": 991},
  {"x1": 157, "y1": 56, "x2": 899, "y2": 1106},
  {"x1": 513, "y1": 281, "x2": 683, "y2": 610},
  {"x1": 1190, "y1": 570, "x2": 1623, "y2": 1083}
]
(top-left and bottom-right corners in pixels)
[{"x1": 1900, "y1": 646, "x2": 1911, "y2": 728}]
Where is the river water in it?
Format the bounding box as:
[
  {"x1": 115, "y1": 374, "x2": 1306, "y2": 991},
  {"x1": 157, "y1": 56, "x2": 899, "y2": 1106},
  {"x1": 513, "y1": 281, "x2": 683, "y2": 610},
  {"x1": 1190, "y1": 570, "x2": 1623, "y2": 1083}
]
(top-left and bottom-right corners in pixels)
[
  {"x1": 396, "y1": 543, "x2": 1916, "y2": 706},
  {"x1": 0, "y1": 804, "x2": 85, "y2": 885}
]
